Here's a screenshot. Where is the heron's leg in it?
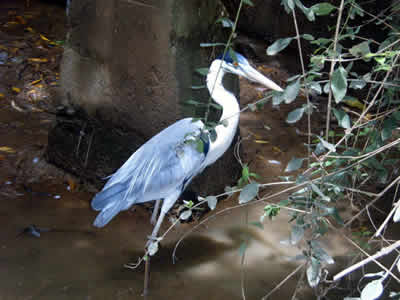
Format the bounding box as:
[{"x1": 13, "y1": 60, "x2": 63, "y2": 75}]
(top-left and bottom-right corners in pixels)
[
  {"x1": 148, "y1": 191, "x2": 180, "y2": 242},
  {"x1": 150, "y1": 199, "x2": 161, "y2": 225}
]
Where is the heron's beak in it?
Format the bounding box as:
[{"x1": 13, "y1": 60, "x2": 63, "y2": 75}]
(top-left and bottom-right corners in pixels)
[{"x1": 243, "y1": 65, "x2": 283, "y2": 92}]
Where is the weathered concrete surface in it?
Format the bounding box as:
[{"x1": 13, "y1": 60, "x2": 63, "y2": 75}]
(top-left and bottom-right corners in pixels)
[{"x1": 47, "y1": 0, "x2": 241, "y2": 194}]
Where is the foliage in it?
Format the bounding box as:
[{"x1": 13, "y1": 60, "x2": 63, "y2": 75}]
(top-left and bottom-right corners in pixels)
[{"x1": 259, "y1": 0, "x2": 400, "y2": 298}]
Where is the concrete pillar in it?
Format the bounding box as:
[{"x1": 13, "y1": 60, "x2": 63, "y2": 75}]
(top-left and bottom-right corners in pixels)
[{"x1": 46, "y1": 0, "x2": 241, "y2": 195}]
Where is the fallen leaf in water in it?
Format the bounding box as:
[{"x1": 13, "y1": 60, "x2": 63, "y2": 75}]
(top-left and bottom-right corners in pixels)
[
  {"x1": 39, "y1": 34, "x2": 50, "y2": 42},
  {"x1": 30, "y1": 78, "x2": 42, "y2": 85},
  {"x1": 0, "y1": 45, "x2": 7, "y2": 50},
  {"x1": 272, "y1": 146, "x2": 283, "y2": 153},
  {"x1": 0, "y1": 93, "x2": 4, "y2": 98},
  {"x1": 28, "y1": 58, "x2": 48, "y2": 63},
  {"x1": 25, "y1": 26, "x2": 35, "y2": 33},
  {"x1": 0, "y1": 146, "x2": 16, "y2": 153},
  {"x1": 5, "y1": 21, "x2": 19, "y2": 26},
  {"x1": 15, "y1": 16, "x2": 27, "y2": 24},
  {"x1": 254, "y1": 140, "x2": 269, "y2": 144},
  {"x1": 11, "y1": 87, "x2": 21, "y2": 93}
]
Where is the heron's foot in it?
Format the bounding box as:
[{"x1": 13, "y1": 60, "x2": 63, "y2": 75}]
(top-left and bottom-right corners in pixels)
[{"x1": 145, "y1": 235, "x2": 161, "y2": 256}]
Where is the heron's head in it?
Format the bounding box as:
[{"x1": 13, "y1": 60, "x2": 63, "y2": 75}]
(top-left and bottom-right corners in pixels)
[{"x1": 217, "y1": 51, "x2": 283, "y2": 92}]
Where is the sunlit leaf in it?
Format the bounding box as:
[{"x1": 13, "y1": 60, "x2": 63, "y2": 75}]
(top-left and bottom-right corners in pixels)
[
  {"x1": 307, "y1": 257, "x2": 321, "y2": 287},
  {"x1": 285, "y1": 157, "x2": 305, "y2": 172},
  {"x1": 331, "y1": 66, "x2": 347, "y2": 103},
  {"x1": 0, "y1": 146, "x2": 16, "y2": 153},
  {"x1": 239, "y1": 183, "x2": 259, "y2": 204},
  {"x1": 311, "y1": 3, "x2": 336, "y2": 16},
  {"x1": 0, "y1": 93, "x2": 4, "y2": 98},
  {"x1": 39, "y1": 34, "x2": 50, "y2": 42},
  {"x1": 317, "y1": 136, "x2": 336, "y2": 152},
  {"x1": 254, "y1": 140, "x2": 269, "y2": 144},
  {"x1": 311, "y1": 240, "x2": 334, "y2": 264},
  {"x1": 206, "y1": 196, "x2": 218, "y2": 210},
  {"x1": 267, "y1": 37, "x2": 294, "y2": 56},
  {"x1": 28, "y1": 58, "x2": 48, "y2": 63},
  {"x1": 360, "y1": 280, "x2": 383, "y2": 300},
  {"x1": 216, "y1": 17, "x2": 234, "y2": 28},
  {"x1": 180, "y1": 210, "x2": 192, "y2": 220},
  {"x1": 332, "y1": 108, "x2": 351, "y2": 129},
  {"x1": 11, "y1": 87, "x2": 21, "y2": 93},
  {"x1": 283, "y1": 78, "x2": 301, "y2": 104},
  {"x1": 286, "y1": 107, "x2": 305, "y2": 123},
  {"x1": 343, "y1": 97, "x2": 365, "y2": 110}
]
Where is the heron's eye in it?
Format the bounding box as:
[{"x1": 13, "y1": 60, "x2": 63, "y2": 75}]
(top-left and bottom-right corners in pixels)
[{"x1": 233, "y1": 61, "x2": 239, "y2": 67}]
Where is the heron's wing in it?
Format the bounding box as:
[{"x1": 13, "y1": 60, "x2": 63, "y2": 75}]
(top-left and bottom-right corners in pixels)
[{"x1": 91, "y1": 118, "x2": 207, "y2": 226}]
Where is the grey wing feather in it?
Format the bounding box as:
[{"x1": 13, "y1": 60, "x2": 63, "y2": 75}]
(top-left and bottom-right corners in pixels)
[{"x1": 91, "y1": 118, "x2": 206, "y2": 227}]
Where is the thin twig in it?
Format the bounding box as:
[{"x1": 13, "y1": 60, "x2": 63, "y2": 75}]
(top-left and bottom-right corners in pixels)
[
  {"x1": 325, "y1": 0, "x2": 346, "y2": 140},
  {"x1": 261, "y1": 263, "x2": 305, "y2": 300},
  {"x1": 333, "y1": 240, "x2": 400, "y2": 282}
]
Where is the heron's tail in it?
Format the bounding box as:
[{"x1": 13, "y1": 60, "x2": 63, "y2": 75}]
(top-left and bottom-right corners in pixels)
[
  {"x1": 93, "y1": 201, "x2": 124, "y2": 227},
  {"x1": 91, "y1": 183, "x2": 128, "y2": 227}
]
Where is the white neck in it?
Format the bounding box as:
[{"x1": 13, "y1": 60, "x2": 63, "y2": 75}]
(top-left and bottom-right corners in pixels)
[{"x1": 204, "y1": 60, "x2": 240, "y2": 166}]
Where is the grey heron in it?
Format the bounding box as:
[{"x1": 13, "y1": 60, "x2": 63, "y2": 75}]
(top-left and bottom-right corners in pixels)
[{"x1": 91, "y1": 52, "x2": 283, "y2": 245}]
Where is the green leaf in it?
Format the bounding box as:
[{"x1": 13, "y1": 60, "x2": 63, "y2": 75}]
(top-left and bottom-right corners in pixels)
[
  {"x1": 311, "y1": 3, "x2": 336, "y2": 16},
  {"x1": 349, "y1": 41, "x2": 371, "y2": 58},
  {"x1": 206, "y1": 196, "x2": 218, "y2": 210},
  {"x1": 242, "y1": 164, "x2": 250, "y2": 182},
  {"x1": 283, "y1": 78, "x2": 301, "y2": 104},
  {"x1": 281, "y1": 0, "x2": 295, "y2": 12},
  {"x1": 196, "y1": 68, "x2": 209, "y2": 76},
  {"x1": 311, "y1": 240, "x2": 334, "y2": 264},
  {"x1": 273, "y1": 92, "x2": 285, "y2": 105},
  {"x1": 190, "y1": 85, "x2": 206, "y2": 90},
  {"x1": 267, "y1": 37, "x2": 294, "y2": 56},
  {"x1": 286, "y1": 107, "x2": 305, "y2": 123},
  {"x1": 215, "y1": 17, "x2": 234, "y2": 28},
  {"x1": 291, "y1": 225, "x2": 304, "y2": 245},
  {"x1": 331, "y1": 66, "x2": 348, "y2": 103},
  {"x1": 307, "y1": 257, "x2": 321, "y2": 288},
  {"x1": 295, "y1": 0, "x2": 315, "y2": 21},
  {"x1": 302, "y1": 34, "x2": 314, "y2": 41},
  {"x1": 239, "y1": 183, "x2": 259, "y2": 204},
  {"x1": 381, "y1": 117, "x2": 397, "y2": 141},
  {"x1": 242, "y1": 0, "x2": 254, "y2": 6},
  {"x1": 317, "y1": 136, "x2": 336, "y2": 152},
  {"x1": 200, "y1": 42, "x2": 226, "y2": 47},
  {"x1": 180, "y1": 210, "x2": 192, "y2": 220},
  {"x1": 285, "y1": 157, "x2": 305, "y2": 172},
  {"x1": 310, "y1": 183, "x2": 331, "y2": 201}
]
